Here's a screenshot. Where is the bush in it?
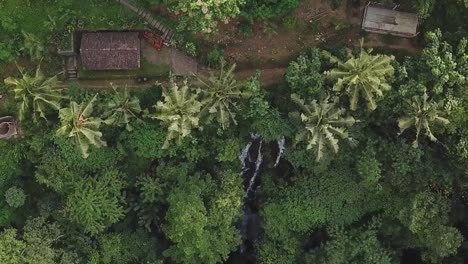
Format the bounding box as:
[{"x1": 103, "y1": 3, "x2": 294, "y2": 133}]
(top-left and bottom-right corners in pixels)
[
  {"x1": 5, "y1": 187, "x2": 26, "y2": 208},
  {"x1": 286, "y1": 49, "x2": 324, "y2": 99},
  {"x1": 242, "y1": 0, "x2": 301, "y2": 20},
  {"x1": 207, "y1": 47, "x2": 225, "y2": 68},
  {"x1": 283, "y1": 16, "x2": 297, "y2": 30},
  {"x1": 184, "y1": 42, "x2": 197, "y2": 57},
  {"x1": 239, "y1": 22, "x2": 253, "y2": 38}
]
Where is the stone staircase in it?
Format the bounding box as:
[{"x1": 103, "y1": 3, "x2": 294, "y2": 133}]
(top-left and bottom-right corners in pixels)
[
  {"x1": 116, "y1": 0, "x2": 175, "y2": 43},
  {"x1": 64, "y1": 55, "x2": 78, "y2": 80}
]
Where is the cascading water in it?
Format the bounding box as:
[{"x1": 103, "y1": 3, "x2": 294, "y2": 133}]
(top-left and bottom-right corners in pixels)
[
  {"x1": 234, "y1": 134, "x2": 285, "y2": 263},
  {"x1": 274, "y1": 137, "x2": 285, "y2": 167}
]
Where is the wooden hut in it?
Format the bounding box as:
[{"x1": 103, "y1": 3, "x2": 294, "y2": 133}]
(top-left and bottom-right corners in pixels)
[{"x1": 362, "y1": 4, "x2": 419, "y2": 38}]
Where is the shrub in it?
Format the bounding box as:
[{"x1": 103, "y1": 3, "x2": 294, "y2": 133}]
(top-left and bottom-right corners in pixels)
[
  {"x1": 5, "y1": 187, "x2": 26, "y2": 208},
  {"x1": 184, "y1": 42, "x2": 197, "y2": 57},
  {"x1": 282, "y1": 16, "x2": 297, "y2": 30},
  {"x1": 207, "y1": 47, "x2": 225, "y2": 67}
]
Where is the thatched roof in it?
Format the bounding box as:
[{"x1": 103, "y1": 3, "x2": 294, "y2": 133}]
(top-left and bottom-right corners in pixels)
[
  {"x1": 80, "y1": 32, "x2": 141, "y2": 70},
  {"x1": 362, "y1": 6, "x2": 419, "y2": 37}
]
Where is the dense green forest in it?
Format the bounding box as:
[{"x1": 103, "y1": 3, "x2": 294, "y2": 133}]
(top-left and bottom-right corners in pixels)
[{"x1": 1, "y1": 0, "x2": 468, "y2": 263}]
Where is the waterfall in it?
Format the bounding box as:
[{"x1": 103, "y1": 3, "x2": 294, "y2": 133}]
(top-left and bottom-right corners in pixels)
[
  {"x1": 246, "y1": 139, "x2": 263, "y2": 199},
  {"x1": 274, "y1": 136, "x2": 285, "y2": 167}
]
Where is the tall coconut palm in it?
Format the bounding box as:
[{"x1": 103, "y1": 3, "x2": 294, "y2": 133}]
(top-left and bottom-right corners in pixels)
[
  {"x1": 291, "y1": 94, "x2": 356, "y2": 161},
  {"x1": 196, "y1": 63, "x2": 250, "y2": 129},
  {"x1": 57, "y1": 95, "x2": 106, "y2": 158},
  {"x1": 103, "y1": 85, "x2": 143, "y2": 131},
  {"x1": 4, "y1": 63, "x2": 66, "y2": 123},
  {"x1": 323, "y1": 42, "x2": 395, "y2": 111},
  {"x1": 151, "y1": 78, "x2": 202, "y2": 149},
  {"x1": 398, "y1": 91, "x2": 449, "y2": 147}
]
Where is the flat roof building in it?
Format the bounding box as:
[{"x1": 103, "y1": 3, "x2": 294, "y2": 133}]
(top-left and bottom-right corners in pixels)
[
  {"x1": 362, "y1": 5, "x2": 419, "y2": 38},
  {"x1": 80, "y1": 32, "x2": 141, "y2": 70}
]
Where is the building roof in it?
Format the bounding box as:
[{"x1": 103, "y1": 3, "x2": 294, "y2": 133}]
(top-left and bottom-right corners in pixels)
[
  {"x1": 80, "y1": 32, "x2": 140, "y2": 70},
  {"x1": 362, "y1": 6, "x2": 419, "y2": 37}
]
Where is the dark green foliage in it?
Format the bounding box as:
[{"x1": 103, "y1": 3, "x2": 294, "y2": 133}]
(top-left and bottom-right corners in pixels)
[
  {"x1": 306, "y1": 219, "x2": 396, "y2": 264},
  {"x1": 242, "y1": 0, "x2": 302, "y2": 20},
  {"x1": 0, "y1": 140, "x2": 23, "y2": 194},
  {"x1": 86, "y1": 230, "x2": 162, "y2": 264},
  {"x1": 286, "y1": 49, "x2": 324, "y2": 100}
]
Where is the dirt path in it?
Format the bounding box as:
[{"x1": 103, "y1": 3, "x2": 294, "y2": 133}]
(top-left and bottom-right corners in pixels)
[
  {"x1": 235, "y1": 68, "x2": 287, "y2": 87},
  {"x1": 203, "y1": 0, "x2": 422, "y2": 72}
]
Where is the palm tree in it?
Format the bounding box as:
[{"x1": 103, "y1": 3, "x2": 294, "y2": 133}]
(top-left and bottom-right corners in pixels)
[
  {"x1": 291, "y1": 94, "x2": 356, "y2": 161},
  {"x1": 56, "y1": 95, "x2": 106, "y2": 158},
  {"x1": 196, "y1": 63, "x2": 249, "y2": 129},
  {"x1": 398, "y1": 91, "x2": 449, "y2": 147},
  {"x1": 151, "y1": 78, "x2": 202, "y2": 149},
  {"x1": 103, "y1": 85, "x2": 143, "y2": 131},
  {"x1": 323, "y1": 42, "x2": 395, "y2": 111},
  {"x1": 4, "y1": 63, "x2": 67, "y2": 123}
]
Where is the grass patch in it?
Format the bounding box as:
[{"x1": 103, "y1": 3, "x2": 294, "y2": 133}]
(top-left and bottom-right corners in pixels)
[{"x1": 78, "y1": 59, "x2": 170, "y2": 80}]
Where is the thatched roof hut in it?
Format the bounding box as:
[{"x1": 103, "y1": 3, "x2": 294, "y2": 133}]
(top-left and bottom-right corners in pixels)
[{"x1": 80, "y1": 32, "x2": 141, "y2": 70}]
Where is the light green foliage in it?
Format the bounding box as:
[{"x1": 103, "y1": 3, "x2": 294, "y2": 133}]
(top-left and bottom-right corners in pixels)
[
  {"x1": 169, "y1": 0, "x2": 246, "y2": 33},
  {"x1": 290, "y1": 94, "x2": 355, "y2": 161},
  {"x1": 66, "y1": 169, "x2": 126, "y2": 235},
  {"x1": 21, "y1": 31, "x2": 45, "y2": 61},
  {"x1": 184, "y1": 42, "x2": 197, "y2": 57},
  {"x1": 262, "y1": 155, "x2": 381, "y2": 240},
  {"x1": 120, "y1": 123, "x2": 168, "y2": 159},
  {"x1": 398, "y1": 192, "x2": 463, "y2": 262},
  {"x1": 197, "y1": 63, "x2": 250, "y2": 129},
  {"x1": 245, "y1": 74, "x2": 291, "y2": 141},
  {"x1": 260, "y1": 155, "x2": 382, "y2": 262},
  {"x1": 22, "y1": 217, "x2": 62, "y2": 264},
  {"x1": 0, "y1": 217, "x2": 62, "y2": 264},
  {"x1": 0, "y1": 229, "x2": 25, "y2": 264},
  {"x1": 323, "y1": 43, "x2": 395, "y2": 111},
  {"x1": 398, "y1": 90, "x2": 449, "y2": 147},
  {"x1": 137, "y1": 175, "x2": 164, "y2": 204},
  {"x1": 422, "y1": 30, "x2": 467, "y2": 94},
  {"x1": 5, "y1": 186, "x2": 26, "y2": 208},
  {"x1": 164, "y1": 171, "x2": 243, "y2": 264},
  {"x1": 357, "y1": 147, "x2": 382, "y2": 191},
  {"x1": 215, "y1": 137, "x2": 242, "y2": 163},
  {"x1": 36, "y1": 136, "x2": 121, "y2": 194},
  {"x1": 57, "y1": 94, "x2": 106, "y2": 158},
  {"x1": 4, "y1": 63, "x2": 66, "y2": 122},
  {"x1": 152, "y1": 78, "x2": 202, "y2": 149},
  {"x1": 286, "y1": 49, "x2": 323, "y2": 99},
  {"x1": 103, "y1": 86, "x2": 143, "y2": 131},
  {"x1": 307, "y1": 220, "x2": 396, "y2": 264}
]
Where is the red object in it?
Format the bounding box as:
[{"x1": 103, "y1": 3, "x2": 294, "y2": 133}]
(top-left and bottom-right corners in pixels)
[{"x1": 143, "y1": 31, "x2": 163, "y2": 51}]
